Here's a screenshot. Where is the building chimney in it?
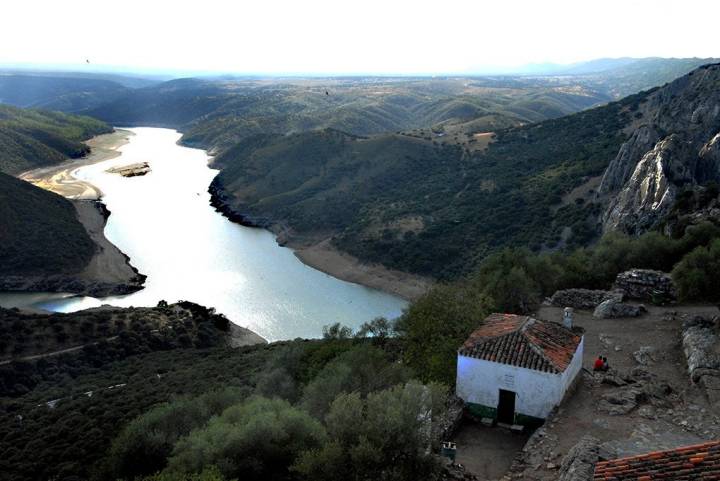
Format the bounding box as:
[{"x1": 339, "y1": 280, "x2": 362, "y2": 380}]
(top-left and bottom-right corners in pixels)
[{"x1": 563, "y1": 307, "x2": 573, "y2": 329}]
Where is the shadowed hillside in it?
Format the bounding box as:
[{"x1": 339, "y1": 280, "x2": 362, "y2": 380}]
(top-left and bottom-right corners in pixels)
[{"x1": 0, "y1": 172, "x2": 95, "y2": 275}]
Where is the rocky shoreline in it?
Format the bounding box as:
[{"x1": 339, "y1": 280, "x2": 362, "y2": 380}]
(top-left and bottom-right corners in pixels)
[{"x1": 208, "y1": 177, "x2": 273, "y2": 229}]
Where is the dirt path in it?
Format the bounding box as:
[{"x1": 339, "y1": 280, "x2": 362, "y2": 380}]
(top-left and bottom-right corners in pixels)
[
  {"x1": 0, "y1": 336, "x2": 120, "y2": 366},
  {"x1": 452, "y1": 423, "x2": 528, "y2": 480}
]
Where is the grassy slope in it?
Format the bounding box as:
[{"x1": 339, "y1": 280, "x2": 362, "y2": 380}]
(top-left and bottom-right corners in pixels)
[
  {"x1": 0, "y1": 172, "x2": 95, "y2": 276},
  {"x1": 213, "y1": 91, "x2": 647, "y2": 279},
  {"x1": 0, "y1": 104, "x2": 112, "y2": 174}
]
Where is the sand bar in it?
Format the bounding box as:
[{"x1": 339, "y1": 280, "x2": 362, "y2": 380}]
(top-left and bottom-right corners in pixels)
[{"x1": 20, "y1": 129, "x2": 134, "y2": 200}]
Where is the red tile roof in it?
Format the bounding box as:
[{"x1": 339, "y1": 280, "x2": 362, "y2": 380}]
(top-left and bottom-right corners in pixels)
[
  {"x1": 458, "y1": 313, "x2": 581, "y2": 374},
  {"x1": 594, "y1": 440, "x2": 720, "y2": 480}
]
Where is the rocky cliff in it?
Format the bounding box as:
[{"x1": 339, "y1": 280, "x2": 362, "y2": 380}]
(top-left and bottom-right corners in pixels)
[{"x1": 600, "y1": 63, "x2": 720, "y2": 234}]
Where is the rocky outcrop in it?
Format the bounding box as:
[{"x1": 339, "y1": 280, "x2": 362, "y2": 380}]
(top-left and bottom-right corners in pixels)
[
  {"x1": 208, "y1": 177, "x2": 272, "y2": 228},
  {"x1": 613, "y1": 269, "x2": 676, "y2": 301},
  {"x1": 106, "y1": 162, "x2": 151, "y2": 177},
  {"x1": 557, "y1": 435, "x2": 600, "y2": 481},
  {"x1": 602, "y1": 134, "x2": 696, "y2": 233},
  {"x1": 596, "y1": 373, "x2": 673, "y2": 415},
  {"x1": 600, "y1": 63, "x2": 720, "y2": 234},
  {"x1": 593, "y1": 298, "x2": 646, "y2": 319},
  {"x1": 681, "y1": 315, "x2": 720, "y2": 404},
  {"x1": 550, "y1": 289, "x2": 624, "y2": 310},
  {"x1": 599, "y1": 124, "x2": 662, "y2": 195}
]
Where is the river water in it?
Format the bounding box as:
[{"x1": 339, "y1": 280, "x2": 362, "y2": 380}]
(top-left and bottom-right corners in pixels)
[{"x1": 0, "y1": 127, "x2": 407, "y2": 341}]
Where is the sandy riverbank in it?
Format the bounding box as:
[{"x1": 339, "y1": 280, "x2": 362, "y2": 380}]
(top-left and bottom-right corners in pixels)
[
  {"x1": 292, "y1": 238, "x2": 431, "y2": 301},
  {"x1": 4, "y1": 129, "x2": 145, "y2": 296},
  {"x1": 19, "y1": 129, "x2": 134, "y2": 199},
  {"x1": 72, "y1": 200, "x2": 146, "y2": 294}
]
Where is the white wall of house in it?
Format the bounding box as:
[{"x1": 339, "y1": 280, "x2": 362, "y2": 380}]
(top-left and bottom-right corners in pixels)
[
  {"x1": 560, "y1": 336, "x2": 584, "y2": 394},
  {"x1": 455, "y1": 336, "x2": 583, "y2": 420}
]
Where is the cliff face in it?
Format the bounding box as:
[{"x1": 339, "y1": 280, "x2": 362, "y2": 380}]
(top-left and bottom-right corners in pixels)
[{"x1": 600, "y1": 64, "x2": 720, "y2": 234}]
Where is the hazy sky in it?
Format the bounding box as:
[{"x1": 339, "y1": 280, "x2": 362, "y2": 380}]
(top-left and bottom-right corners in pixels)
[{"x1": 3, "y1": 0, "x2": 719, "y2": 74}]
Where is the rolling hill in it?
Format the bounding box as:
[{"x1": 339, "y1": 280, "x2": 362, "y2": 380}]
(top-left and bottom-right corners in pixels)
[
  {"x1": 0, "y1": 104, "x2": 111, "y2": 174},
  {"x1": 83, "y1": 76, "x2": 609, "y2": 154},
  {"x1": 209, "y1": 88, "x2": 641, "y2": 279},
  {"x1": 209, "y1": 63, "x2": 720, "y2": 281},
  {"x1": 0, "y1": 74, "x2": 131, "y2": 112}
]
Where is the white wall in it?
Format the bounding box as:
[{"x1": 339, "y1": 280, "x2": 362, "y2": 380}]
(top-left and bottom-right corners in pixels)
[
  {"x1": 560, "y1": 336, "x2": 584, "y2": 393},
  {"x1": 456, "y1": 336, "x2": 583, "y2": 420}
]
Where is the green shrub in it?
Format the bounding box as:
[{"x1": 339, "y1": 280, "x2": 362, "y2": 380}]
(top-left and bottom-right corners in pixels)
[
  {"x1": 300, "y1": 344, "x2": 410, "y2": 419},
  {"x1": 293, "y1": 381, "x2": 447, "y2": 481},
  {"x1": 139, "y1": 466, "x2": 228, "y2": 481},
  {"x1": 107, "y1": 388, "x2": 248, "y2": 480},
  {"x1": 166, "y1": 396, "x2": 326, "y2": 481},
  {"x1": 396, "y1": 283, "x2": 492, "y2": 383},
  {"x1": 672, "y1": 239, "x2": 720, "y2": 301}
]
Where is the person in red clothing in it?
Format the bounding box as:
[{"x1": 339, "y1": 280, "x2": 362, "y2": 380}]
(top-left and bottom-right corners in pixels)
[{"x1": 593, "y1": 355, "x2": 604, "y2": 371}]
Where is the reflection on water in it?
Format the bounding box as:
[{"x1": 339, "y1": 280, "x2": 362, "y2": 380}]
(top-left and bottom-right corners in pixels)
[{"x1": 0, "y1": 128, "x2": 407, "y2": 341}]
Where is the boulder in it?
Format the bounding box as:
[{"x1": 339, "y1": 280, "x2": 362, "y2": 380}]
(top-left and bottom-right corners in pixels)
[
  {"x1": 598, "y1": 388, "x2": 641, "y2": 415},
  {"x1": 633, "y1": 346, "x2": 658, "y2": 366},
  {"x1": 698, "y1": 375, "x2": 720, "y2": 405},
  {"x1": 613, "y1": 269, "x2": 676, "y2": 301},
  {"x1": 681, "y1": 316, "x2": 720, "y2": 376},
  {"x1": 597, "y1": 380, "x2": 673, "y2": 415},
  {"x1": 593, "y1": 298, "x2": 647, "y2": 319},
  {"x1": 682, "y1": 316, "x2": 720, "y2": 404},
  {"x1": 550, "y1": 289, "x2": 624, "y2": 310},
  {"x1": 600, "y1": 372, "x2": 628, "y2": 387},
  {"x1": 557, "y1": 435, "x2": 600, "y2": 481}
]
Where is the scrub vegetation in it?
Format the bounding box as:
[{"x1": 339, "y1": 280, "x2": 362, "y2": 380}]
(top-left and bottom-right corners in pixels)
[
  {"x1": 0, "y1": 172, "x2": 95, "y2": 276},
  {"x1": 212, "y1": 90, "x2": 644, "y2": 279},
  {"x1": 0, "y1": 310, "x2": 448, "y2": 481},
  {"x1": 0, "y1": 104, "x2": 111, "y2": 174}
]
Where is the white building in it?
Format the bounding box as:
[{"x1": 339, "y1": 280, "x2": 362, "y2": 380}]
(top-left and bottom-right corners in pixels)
[{"x1": 456, "y1": 312, "x2": 584, "y2": 426}]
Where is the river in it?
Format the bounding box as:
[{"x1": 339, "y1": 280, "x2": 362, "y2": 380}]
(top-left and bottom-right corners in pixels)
[{"x1": 0, "y1": 127, "x2": 407, "y2": 341}]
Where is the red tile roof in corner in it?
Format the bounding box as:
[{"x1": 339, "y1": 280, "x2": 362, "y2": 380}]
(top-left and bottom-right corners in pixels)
[
  {"x1": 458, "y1": 313, "x2": 581, "y2": 374},
  {"x1": 593, "y1": 440, "x2": 720, "y2": 480}
]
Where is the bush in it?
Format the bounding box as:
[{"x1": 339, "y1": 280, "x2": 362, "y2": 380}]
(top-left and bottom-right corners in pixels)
[
  {"x1": 106, "y1": 388, "x2": 248, "y2": 480},
  {"x1": 672, "y1": 239, "x2": 720, "y2": 301},
  {"x1": 139, "y1": 466, "x2": 227, "y2": 481},
  {"x1": 300, "y1": 344, "x2": 410, "y2": 419},
  {"x1": 293, "y1": 381, "x2": 447, "y2": 481},
  {"x1": 166, "y1": 396, "x2": 326, "y2": 481},
  {"x1": 396, "y1": 283, "x2": 492, "y2": 383}
]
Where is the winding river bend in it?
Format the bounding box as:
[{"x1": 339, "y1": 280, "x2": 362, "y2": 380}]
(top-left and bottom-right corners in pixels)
[{"x1": 1, "y1": 128, "x2": 407, "y2": 341}]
